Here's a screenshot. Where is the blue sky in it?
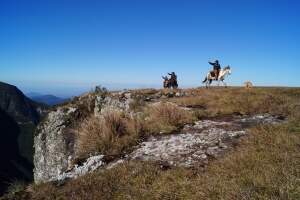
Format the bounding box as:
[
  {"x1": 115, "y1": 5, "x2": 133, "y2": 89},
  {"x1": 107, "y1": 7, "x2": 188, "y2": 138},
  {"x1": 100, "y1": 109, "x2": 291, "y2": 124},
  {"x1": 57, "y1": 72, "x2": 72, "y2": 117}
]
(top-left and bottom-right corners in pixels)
[{"x1": 0, "y1": 0, "x2": 299, "y2": 97}]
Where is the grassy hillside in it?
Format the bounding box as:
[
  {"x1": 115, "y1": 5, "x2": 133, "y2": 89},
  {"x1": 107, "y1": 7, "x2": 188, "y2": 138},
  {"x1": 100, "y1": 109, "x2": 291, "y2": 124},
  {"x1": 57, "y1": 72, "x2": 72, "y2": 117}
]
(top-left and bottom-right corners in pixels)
[{"x1": 3, "y1": 87, "x2": 300, "y2": 200}]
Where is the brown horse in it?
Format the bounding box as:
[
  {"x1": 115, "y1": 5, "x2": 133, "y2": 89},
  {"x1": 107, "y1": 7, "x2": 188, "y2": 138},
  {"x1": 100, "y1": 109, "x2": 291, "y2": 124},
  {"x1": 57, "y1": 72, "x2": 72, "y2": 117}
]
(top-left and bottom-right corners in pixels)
[
  {"x1": 162, "y1": 76, "x2": 178, "y2": 89},
  {"x1": 162, "y1": 76, "x2": 169, "y2": 88}
]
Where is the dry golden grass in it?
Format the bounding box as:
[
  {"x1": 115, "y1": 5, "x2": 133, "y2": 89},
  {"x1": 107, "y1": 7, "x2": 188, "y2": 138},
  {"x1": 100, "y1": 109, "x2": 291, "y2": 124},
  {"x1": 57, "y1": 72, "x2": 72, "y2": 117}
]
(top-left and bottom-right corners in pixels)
[
  {"x1": 129, "y1": 88, "x2": 159, "y2": 96},
  {"x1": 144, "y1": 102, "x2": 195, "y2": 134},
  {"x1": 129, "y1": 96, "x2": 146, "y2": 112},
  {"x1": 77, "y1": 111, "x2": 143, "y2": 158},
  {"x1": 76, "y1": 102, "x2": 194, "y2": 158},
  {"x1": 75, "y1": 98, "x2": 195, "y2": 160},
  {"x1": 172, "y1": 87, "x2": 295, "y2": 117}
]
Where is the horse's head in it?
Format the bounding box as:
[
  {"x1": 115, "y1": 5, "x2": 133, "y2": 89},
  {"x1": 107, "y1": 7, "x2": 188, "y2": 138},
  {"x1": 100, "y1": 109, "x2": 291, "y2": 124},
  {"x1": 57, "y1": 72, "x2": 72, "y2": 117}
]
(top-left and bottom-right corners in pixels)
[
  {"x1": 224, "y1": 66, "x2": 231, "y2": 75},
  {"x1": 162, "y1": 76, "x2": 170, "y2": 88}
]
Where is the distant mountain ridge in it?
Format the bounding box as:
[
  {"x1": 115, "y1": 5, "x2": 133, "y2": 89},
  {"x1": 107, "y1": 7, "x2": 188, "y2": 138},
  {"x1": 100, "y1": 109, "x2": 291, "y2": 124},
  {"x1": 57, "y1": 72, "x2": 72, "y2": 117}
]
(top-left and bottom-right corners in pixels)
[
  {"x1": 0, "y1": 82, "x2": 48, "y2": 194},
  {"x1": 27, "y1": 93, "x2": 68, "y2": 106},
  {"x1": 0, "y1": 82, "x2": 45, "y2": 124}
]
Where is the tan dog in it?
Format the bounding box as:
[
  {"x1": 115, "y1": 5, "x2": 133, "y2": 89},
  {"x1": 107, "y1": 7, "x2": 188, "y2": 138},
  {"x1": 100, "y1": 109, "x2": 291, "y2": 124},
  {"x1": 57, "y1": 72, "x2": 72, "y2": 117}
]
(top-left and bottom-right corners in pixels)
[{"x1": 244, "y1": 81, "x2": 253, "y2": 89}]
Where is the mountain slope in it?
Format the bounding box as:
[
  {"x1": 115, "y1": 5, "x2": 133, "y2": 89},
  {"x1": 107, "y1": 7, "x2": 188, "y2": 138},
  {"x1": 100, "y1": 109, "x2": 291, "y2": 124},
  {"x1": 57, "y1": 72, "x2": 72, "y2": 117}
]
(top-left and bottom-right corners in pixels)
[
  {"x1": 0, "y1": 108, "x2": 33, "y2": 194},
  {"x1": 0, "y1": 82, "x2": 47, "y2": 194},
  {"x1": 0, "y1": 82, "x2": 43, "y2": 124},
  {"x1": 28, "y1": 94, "x2": 68, "y2": 106}
]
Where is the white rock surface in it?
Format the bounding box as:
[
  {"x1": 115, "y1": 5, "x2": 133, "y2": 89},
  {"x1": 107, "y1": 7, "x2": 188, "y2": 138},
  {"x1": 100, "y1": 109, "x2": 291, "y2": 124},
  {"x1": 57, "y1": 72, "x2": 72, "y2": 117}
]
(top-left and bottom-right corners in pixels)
[
  {"x1": 128, "y1": 114, "x2": 282, "y2": 167},
  {"x1": 34, "y1": 107, "x2": 77, "y2": 183},
  {"x1": 53, "y1": 155, "x2": 105, "y2": 181},
  {"x1": 130, "y1": 126, "x2": 245, "y2": 167}
]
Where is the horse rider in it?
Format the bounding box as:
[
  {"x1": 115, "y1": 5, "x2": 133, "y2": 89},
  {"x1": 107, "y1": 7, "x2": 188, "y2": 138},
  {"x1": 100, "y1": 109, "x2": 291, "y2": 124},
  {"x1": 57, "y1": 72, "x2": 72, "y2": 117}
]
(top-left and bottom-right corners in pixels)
[
  {"x1": 209, "y1": 60, "x2": 221, "y2": 80},
  {"x1": 168, "y1": 72, "x2": 177, "y2": 81},
  {"x1": 168, "y1": 72, "x2": 178, "y2": 88},
  {"x1": 168, "y1": 72, "x2": 178, "y2": 87}
]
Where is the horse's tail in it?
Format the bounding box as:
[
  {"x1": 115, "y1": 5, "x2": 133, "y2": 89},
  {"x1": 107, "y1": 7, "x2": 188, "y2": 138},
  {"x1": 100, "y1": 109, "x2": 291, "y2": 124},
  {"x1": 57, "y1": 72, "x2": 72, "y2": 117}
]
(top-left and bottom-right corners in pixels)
[{"x1": 202, "y1": 77, "x2": 207, "y2": 83}]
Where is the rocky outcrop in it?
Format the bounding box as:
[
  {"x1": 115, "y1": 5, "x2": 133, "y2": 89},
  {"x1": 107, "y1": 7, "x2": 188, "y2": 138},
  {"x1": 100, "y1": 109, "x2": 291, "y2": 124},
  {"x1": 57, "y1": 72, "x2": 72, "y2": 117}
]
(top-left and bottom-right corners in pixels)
[
  {"x1": 34, "y1": 91, "x2": 134, "y2": 183},
  {"x1": 34, "y1": 107, "x2": 77, "y2": 183},
  {"x1": 33, "y1": 86, "x2": 285, "y2": 184}
]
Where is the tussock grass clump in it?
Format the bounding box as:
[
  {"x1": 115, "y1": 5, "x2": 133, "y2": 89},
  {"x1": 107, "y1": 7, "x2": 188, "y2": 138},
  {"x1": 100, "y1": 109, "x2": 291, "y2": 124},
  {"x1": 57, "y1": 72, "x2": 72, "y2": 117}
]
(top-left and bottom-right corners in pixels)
[
  {"x1": 77, "y1": 102, "x2": 195, "y2": 158},
  {"x1": 129, "y1": 96, "x2": 146, "y2": 112},
  {"x1": 144, "y1": 102, "x2": 195, "y2": 134},
  {"x1": 77, "y1": 111, "x2": 143, "y2": 158}
]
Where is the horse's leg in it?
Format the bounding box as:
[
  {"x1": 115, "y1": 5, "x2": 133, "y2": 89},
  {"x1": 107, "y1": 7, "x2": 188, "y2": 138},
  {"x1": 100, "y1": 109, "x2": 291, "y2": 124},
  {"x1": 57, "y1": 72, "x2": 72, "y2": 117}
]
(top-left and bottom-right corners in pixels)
[
  {"x1": 206, "y1": 79, "x2": 209, "y2": 88},
  {"x1": 208, "y1": 79, "x2": 212, "y2": 88},
  {"x1": 223, "y1": 80, "x2": 227, "y2": 88}
]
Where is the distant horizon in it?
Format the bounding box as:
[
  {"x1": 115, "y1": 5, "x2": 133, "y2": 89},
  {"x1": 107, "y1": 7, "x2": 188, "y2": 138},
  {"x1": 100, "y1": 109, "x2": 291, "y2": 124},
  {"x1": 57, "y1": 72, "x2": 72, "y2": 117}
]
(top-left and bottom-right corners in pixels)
[{"x1": 2, "y1": 79, "x2": 299, "y2": 98}]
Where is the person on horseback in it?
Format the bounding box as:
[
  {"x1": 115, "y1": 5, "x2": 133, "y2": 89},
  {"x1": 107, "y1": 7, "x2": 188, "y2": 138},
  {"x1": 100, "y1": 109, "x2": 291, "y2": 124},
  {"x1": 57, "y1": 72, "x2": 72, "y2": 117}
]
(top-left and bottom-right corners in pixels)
[
  {"x1": 168, "y1": 72, "x2": 177, "y2": 81},
  {"x1": 209, "y1": 60, "x2": 221, "y2": 80},
  {"x1": 168, "y1": 72, "x2": 178, "y2": 88}
]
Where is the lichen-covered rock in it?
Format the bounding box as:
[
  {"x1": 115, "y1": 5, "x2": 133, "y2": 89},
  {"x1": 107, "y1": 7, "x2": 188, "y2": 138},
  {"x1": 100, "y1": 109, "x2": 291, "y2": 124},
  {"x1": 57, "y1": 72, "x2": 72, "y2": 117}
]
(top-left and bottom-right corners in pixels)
[
  {"x1": 53, "y1": 155, "x2": 105, "y2": 181},
  {"x1": 94, "y1": 93, "x2": 133, "y2": 116},
  {"x1": 128, "y1": 115, "x2": 282, "y2": 167},
  {"x1": 130, "y1": 121, "x2": 246, "y2": 167},
  {"x1": 34, "y1": 91, "x2": 134, "y2": 183},
  {"x1": 34, "y1": 107, "x2": 77, "y2": 183}
]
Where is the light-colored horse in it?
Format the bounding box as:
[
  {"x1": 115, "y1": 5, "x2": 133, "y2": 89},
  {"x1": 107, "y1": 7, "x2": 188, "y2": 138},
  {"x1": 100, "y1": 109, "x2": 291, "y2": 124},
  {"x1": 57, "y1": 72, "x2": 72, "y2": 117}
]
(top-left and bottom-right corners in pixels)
[{"x1": 202, "y1": 66, "x2": 232, "y2": 88}]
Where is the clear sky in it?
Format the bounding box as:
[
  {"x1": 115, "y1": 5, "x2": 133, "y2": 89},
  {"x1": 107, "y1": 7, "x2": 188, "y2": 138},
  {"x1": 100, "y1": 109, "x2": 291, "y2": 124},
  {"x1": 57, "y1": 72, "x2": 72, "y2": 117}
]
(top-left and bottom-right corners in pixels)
[{"x1": 0, "y1": 0, "x2": 299, "y2": 97}]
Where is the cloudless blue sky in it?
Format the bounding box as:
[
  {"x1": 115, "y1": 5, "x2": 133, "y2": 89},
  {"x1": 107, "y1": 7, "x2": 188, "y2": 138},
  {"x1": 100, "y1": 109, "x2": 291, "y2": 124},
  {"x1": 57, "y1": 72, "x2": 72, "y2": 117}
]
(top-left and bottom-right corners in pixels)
[{"x1": 0, "y1": 0, "x2": 299, "y2": 97}]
